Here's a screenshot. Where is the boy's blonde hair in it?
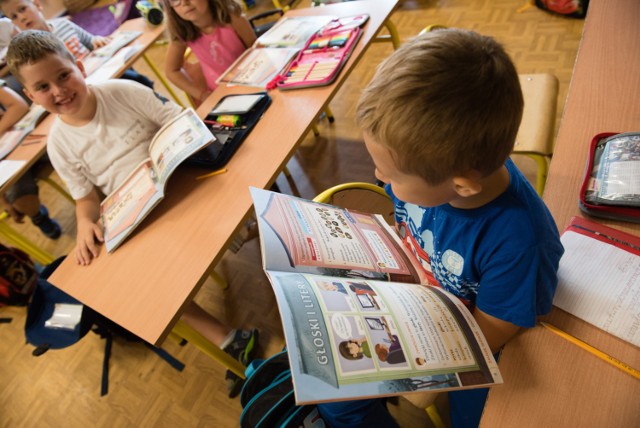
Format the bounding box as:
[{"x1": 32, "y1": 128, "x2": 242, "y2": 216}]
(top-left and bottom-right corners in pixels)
[
  {"x1": 162, "y1": 0, "x2": 243, "y2": 42},
  {"x1": 7, "y1": 29, "x2": 75, "y2": 83},
  {"x1": 357, "y1": 29, "x2": 523, "y2": 184}
]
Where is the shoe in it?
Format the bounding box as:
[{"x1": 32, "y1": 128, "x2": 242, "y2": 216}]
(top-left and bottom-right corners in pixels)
[
  {"x1": 223, "y1": 328, "x2": 259, "y2": 398},
  {"x1": 225, "y1": 370, "x2": 245, "y2": 399},
  {"x1": 31, "y1": 205, "x2": 61, "y2": 240},
  {"x1": 223, "y1": 328, "x2": 259, "y2": 366}
]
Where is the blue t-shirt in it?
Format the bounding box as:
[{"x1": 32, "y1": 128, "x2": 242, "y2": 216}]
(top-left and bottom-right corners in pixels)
[{"x1": 388, "y1": 160, "x2": 564, "y2": 327}]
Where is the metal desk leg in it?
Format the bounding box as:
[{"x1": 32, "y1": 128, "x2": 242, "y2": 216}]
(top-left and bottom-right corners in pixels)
[
  {"x1": 142, "y1": 53, "x2": 185, "y2": 107},
  {"x1": 172, "y1": 319, "x2": 246, "y2": 378}
]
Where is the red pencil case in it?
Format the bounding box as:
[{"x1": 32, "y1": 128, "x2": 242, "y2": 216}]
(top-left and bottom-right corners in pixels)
[
  {"x1": 579, "y1": 131, "x2": 640, "y2": 223},
  {"x1": 272, "y1": 25, "x2": 362, "y2": 90}
]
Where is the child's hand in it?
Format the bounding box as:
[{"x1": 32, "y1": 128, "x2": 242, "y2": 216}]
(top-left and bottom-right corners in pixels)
[
  {"x1": 75, "y1": 219, "x2": 104, "y2": 266},
  {"x1": 92, "y1": 36, "x2": 111, "y2": 49}
]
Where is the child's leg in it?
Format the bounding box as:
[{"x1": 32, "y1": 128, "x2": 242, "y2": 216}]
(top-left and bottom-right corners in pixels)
[
  {"x1": 4, "y1": 171, "x2": 61, "y2": 239},
  {"x1": 120, "y1": 68, "x2": 155, "y2": 89},
  {"x1": 180, "y1": 300, "x2": 232, "y2": 346}
]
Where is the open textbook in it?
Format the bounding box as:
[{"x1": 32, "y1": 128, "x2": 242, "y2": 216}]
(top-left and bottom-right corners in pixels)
[
  {"x1": 250, "y1": 188, "x2": 502, "y2": 404},
  {"x1": 100, "y1": 109, "x2": 214, "y2": 253}
]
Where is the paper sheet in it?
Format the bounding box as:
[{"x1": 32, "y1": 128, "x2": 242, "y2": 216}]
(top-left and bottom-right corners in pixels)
[
  {"x1": 0, "y1": 159, "x2": 26, "y2": 187},
  {"x1": 554, "y1": 230, "x2": 640, "y2": 346}
]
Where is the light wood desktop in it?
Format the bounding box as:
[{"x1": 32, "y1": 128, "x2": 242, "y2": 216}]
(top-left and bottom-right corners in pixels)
[
  {"x1": 481, "y1": 0, "x2": 640, "y2": 426},
  {"x1": 48, "y1": 0, "x2": 399, "y2": 345},
  {"x1": 0, "y1": 17, "x2": 165, "y2": 193}
]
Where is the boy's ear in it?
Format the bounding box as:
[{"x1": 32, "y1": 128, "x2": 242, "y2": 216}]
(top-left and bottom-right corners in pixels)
[
  {"x1": 452, "y1": 175, "x2": 482, "y2": 198},
  {"x1": 23, "y1": 87, "x2": 35, "y2": 103}
]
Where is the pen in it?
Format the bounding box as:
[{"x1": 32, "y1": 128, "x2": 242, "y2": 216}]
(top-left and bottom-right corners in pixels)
[
  {"x1": 196, "y1": 168, "x2": 228, "y2": 180},
  {"x1": 539, "y1": 322, "x2": 640, "y2": 380}
]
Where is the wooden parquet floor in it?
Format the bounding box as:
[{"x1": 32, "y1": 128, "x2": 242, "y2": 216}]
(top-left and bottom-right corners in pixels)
[{"x1": 0, "y1": 1, "x2": 583, "y2": 427}]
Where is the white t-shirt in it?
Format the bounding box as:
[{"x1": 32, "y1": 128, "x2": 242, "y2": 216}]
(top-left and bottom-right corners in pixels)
[
  {"x1": 47, "y1": 80, "x2": 183, "y2": 199},
  {"x1": 0, "y1": 18, "x2": 14, "y2": 49}
]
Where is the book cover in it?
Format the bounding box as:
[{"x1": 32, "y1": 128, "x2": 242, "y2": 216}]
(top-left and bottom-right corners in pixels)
[{"x1": 250, "y1": 188, "x2": 502, "y2": 404}]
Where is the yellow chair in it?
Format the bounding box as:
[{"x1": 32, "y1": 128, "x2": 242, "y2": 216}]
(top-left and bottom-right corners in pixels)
[
  {"x1": 514, "y1": 73, "x2": 559, "y2": 195},
  {"x1": 420, "y1": 25, "x2": 559, "y2": 195}
]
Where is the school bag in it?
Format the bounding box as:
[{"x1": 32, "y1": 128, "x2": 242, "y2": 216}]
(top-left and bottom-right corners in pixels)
[
  {"x1": 240, "y1": 350, "x2": 326, "y2": 428},
  {"x1": 534, "y1": 0, "x2": 589, "y2": 18},
  {"x1": 24, "y1": 256, "x2": 185, "y2": 396},
  {"x1": 0, "y1": 244, "x2": 37, "y2": 308}
]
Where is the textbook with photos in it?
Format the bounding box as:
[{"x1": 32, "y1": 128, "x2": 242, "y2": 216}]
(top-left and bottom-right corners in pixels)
[
  {"x1": 250, "y1": 188, "x2": 502, "y2": 404},
  {"x1": 101, "y1": 109, "x2": 215, "y2": 253}
]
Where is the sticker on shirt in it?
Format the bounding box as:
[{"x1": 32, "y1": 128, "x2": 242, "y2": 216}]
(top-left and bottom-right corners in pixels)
[{"x1": 441, "y1": 249, "x2": 464, "y2": 276}]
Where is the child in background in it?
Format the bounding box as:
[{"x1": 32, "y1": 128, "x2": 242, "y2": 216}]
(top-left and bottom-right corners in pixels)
[
  {"x1": 162, "y1": 0, "x2": 256, "y2": 104},
  {"x1": 0, "y1": 0, "x2": 154, "y2": 87},
  {"x1": 318, "y1": 29, "x2": 564, "y2": 427},
  {"x1": 0, "y1": 78, "x2": 61, "y2": 238},
  {"x1": 7, "y1": 30, "x2": 258, "y2": 398}
]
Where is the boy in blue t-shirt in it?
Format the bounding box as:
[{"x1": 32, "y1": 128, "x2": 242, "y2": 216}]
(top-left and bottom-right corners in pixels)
[{"x1": 319, "y1": 29, "x2": 564, "y2": 428}]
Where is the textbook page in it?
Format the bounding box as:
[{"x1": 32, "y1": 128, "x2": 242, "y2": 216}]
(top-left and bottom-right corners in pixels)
[
  {"x1": 553, "y1": 218, "x2": 640, "y2": 346},
  {"x1": 101, "y1": 109, "x2": 214, "y2": 253},
  {"x1": 266, "y1": 271, "x2": 502, "y2": 404},
  {"x1": 251, "y1": 187, "x2": 420, "y2": 284}
]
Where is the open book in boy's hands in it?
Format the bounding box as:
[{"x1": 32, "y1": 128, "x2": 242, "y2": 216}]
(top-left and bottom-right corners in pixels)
[
  {"x1": 100, "y1": 109, "x2": 215, "y2": 253},
  {"x1": 250, "y1": 188, "x2": 502, "y2": 404}
]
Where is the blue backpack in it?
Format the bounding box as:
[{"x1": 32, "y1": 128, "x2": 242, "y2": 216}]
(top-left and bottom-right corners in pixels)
[
  {"x1": 240, "y1": 350, "x2": 326, "y2": 428},
  {"x1": 25, "y1": 257, "x2": 185, "y2": 395}
]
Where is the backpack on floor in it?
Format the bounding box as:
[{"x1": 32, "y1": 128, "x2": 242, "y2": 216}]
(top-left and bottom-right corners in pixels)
[
  {"x1": 0, "y1": 244, "x2": 37, "y2": 308},
  {"x1": 240, "y1": 350, "x2": 326, "y2": 428},
  {"x1": 24, "y1": 256, "x2": 185, "y2": 396},
  {"x1": 535, "y1": 0, "x2": 589, "y2": 18}
]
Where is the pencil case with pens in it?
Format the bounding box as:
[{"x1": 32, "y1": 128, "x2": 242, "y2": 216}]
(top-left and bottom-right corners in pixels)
[
  {"x1": 272, "y1": 22, "x2": 364, "y2": 90},
  {"x1": 579, "y1": 131, "x2": 640, "y2": 223},
  {"x1": 184, "y1": 92, "x2": 271, "y2": 170}
]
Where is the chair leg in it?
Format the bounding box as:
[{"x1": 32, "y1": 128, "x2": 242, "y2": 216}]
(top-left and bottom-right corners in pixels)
[
  {"x1": 426, "y1": 404, "x2": 446, "y2": 428},
  {"x1": 324, "y1": 106, "x2": 335, "y2": 123},
  {"x1": 373, "y1": 19, "x2": 400, "y2": 50},
  {"x1": 527, "y1": 154, "x2": 549, "y2": 196},
  {"x1": 171, "y1": 319, "x2": 246, "y2": 378},
  {"x1": 209, "y1": 270, "x2": 228, "y2": 289},
  {"x1": 0, "y1": 212, "x2": 55, "y2": 265},
  {"x1": 38, "y1": 177, "x2": 75, "y2": 204},
  {"x1": 142, "y1": 53, "x2": 186, "y2": 108}
]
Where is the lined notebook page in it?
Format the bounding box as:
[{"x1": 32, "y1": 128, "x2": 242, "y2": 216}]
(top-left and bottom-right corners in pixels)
[{"x1": 554, "y1": 229, "x2": 640, "y2": 346}]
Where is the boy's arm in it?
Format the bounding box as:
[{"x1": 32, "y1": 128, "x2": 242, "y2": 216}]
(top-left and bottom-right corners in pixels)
[
  {"x1": 165, "y1": 39, "x2": 209, "y2": 103},
  {"x1": 75, "y1": 187, "x2": 104, "y2": 266},
  {"x1": 473, "y1": 308, "x2": 521, "y2": 354},
  {"x1": 0, "y1": 85, "x2": 29, "y2": 134}
]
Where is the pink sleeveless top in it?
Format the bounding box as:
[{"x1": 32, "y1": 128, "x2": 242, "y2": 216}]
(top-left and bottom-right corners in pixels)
[{"x1": 186, "y1": 25, "x2": 246, "y2": 90}]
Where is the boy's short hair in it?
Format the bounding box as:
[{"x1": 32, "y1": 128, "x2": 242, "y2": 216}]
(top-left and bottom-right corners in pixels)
[
  {"x1": 357, "y1": 28, "x2": 524, "y2": 184},
  {"x1": 7, "y1": 29, "x2": 75, "y2": 83}
]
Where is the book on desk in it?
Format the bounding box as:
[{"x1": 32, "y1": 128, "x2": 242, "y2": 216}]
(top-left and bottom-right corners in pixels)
[
  {"x1": 250, "y1": 188, "x2": 502, "y2": 404},
  {"x1": 100, "y1": 109, "x2": 215, "y2": 253}
]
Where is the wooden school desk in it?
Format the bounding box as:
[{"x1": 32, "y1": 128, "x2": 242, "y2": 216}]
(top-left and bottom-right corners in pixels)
[
  {"x1": 48, "y1": 0, "x2": 399, "y2": 345},
  {"x1": 481, "y1": 0, "x2": 640, "y2": 426},
  {"x1": 0, "y1": 18, "x2": 165, "y2": 194}
]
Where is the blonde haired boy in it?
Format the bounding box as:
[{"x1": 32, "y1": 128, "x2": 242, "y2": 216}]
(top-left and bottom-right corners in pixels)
[
  {"x1": 319, "y1": 29, "x2": 564, "y2": 428},
  {"x1": 7, "y1": 30, "x2": 257, "y2": 398}
]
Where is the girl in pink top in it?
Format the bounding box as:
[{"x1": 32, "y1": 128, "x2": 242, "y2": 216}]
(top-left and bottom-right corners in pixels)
[{"x1": 163, "y1": 0, "x2": 256, "y2": 104}]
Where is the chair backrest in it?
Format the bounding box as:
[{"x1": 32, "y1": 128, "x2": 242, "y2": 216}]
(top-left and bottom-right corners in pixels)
[
  {"x1": 313, "y1": 182, "x2": 395, "y2": 225},
  {"x1": 514, "y1": 73, "x2": 559, "y2": 156}
]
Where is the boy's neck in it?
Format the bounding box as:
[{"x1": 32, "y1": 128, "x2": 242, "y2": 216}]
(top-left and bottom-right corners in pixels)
[
  {"x1": 449, "y1": 165, "x2": 510, "y2": 210},
  {"x1": 59, "y1": 87, "x2": 98, "y2": 126}
]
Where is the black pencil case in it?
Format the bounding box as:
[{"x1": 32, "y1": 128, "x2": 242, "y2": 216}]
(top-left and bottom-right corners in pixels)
[
  {"x1": 579, "y1": 131, "x2": 640, "y2": 223},
  {"x1": 184, "y1": 92, "x2": 271, "y2": 170}
]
